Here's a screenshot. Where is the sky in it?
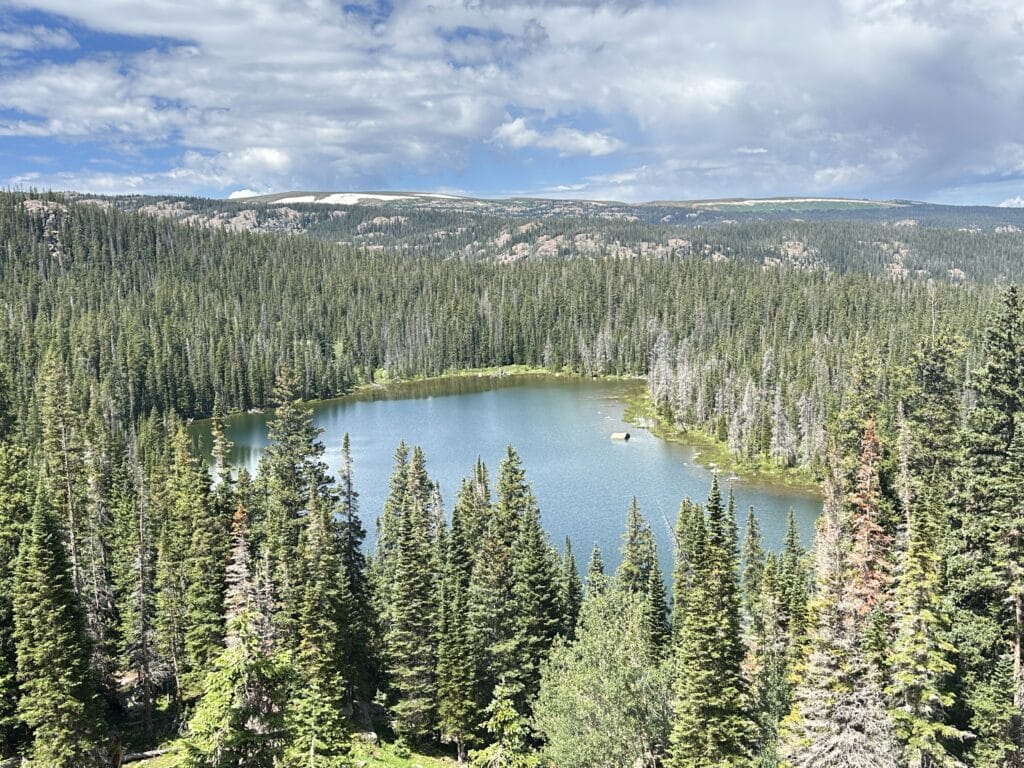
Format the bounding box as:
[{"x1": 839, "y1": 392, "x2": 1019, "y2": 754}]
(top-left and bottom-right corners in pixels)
[{"x1": 0, "y1": 0, "x2": 1023, "y2": 204}]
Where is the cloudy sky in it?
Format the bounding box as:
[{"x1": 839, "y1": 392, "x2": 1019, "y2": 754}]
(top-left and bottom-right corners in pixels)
[{"x1": 1, "y1": 0, "x2": 1023, "y2": 203}]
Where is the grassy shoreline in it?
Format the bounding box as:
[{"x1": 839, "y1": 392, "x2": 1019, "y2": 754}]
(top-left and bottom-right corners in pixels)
[{"x1": 620, "y1": 388, "x2": 822, "y2": 494}]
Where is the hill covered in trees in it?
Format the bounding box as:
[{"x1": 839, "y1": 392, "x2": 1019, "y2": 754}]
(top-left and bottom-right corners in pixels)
[{"x1": 2, "y1": 189, "x2": 1024, "y2": 766}]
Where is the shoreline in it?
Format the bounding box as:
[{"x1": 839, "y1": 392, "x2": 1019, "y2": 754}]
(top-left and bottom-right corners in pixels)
[{"x1": 203, "y1": 365, "x2": 821, "y2": 496}]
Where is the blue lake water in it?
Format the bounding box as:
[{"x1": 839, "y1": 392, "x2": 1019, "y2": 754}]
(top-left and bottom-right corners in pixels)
[{"x1": 191, "y1": 376, "x2": 821, "y2": 578}]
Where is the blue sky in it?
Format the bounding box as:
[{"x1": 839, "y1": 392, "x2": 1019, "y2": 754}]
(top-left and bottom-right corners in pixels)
[{"x1": 1, "y1": 0, "x2": 1023, "y2": 204}]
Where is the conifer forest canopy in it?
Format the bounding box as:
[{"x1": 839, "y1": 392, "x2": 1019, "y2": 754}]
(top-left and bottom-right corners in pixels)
[{"x1": 4, "y1": 189, "x2": 1024, "y2": 766}]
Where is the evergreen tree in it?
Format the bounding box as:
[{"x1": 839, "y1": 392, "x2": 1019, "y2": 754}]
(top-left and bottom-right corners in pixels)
[
  {"x1": 283, "y1": 490, "x2": 353, "y2": 768},
  {"x1": 259, "y1": 367, "x2": 331, "y2": 650},
  {"x1": 372, "y1": 440, "x2": 409, "y2": 632},
  {"x1": 559, "y1": 539, "x2": 583, "y2": 640},
  {"x1": 510, "y1": 499, "x2": 562, "y2": 705},
  {"x1": 669, "y1": 476, "x2": 757, "y2": 767},
  {"x1": 467, "y1": 446, "x2": 532, "y2": 719},
  {"x1": 741, "y1": 508, "x2": 766, "y2": 629},
  {"x1": 468, "y1": 680, "x2": 537, "y2": 768},
  {"x1": 781, "y1": 465, "x2": 902, "y2": 768},
  {"x1": 110, "y1": 447, "x2": 157, "y2": 734},
  {"x1": 183, "y1": 503, "x2": 291, "y2": 768},
  {"x1": 437, "y1": 479, "x2": 482, "y2": 761},
  {"x1": 13, "y1": 485, "x2": 103, "y2": 767},
  {"x1": 615, "y1": 497, "x2": 669, "y2": 650},
  {"x1": 0, "y1": 434, "x2": 29, "y2": 753},
  {"x1": 534, "y1": 588, "x2": 672, "y2": 768},
  {"x1": 671, "y1": 499, "x2": 702, "y2": 640},
  {"x1": 182, "y1": 616, "x2": 292, "y2": 768},
  {"x1": 888, "y1": 488, "x2": 970, "y2": 766},
  {"x1": 584, "y1": 544, "x2": 607, "y2": 598},
  {"x1": 336, "y1": 433, "x2": 375, "y2": 702},
  {"x1": 386, "y1": 446, "x2": 440, "y2": 742}
]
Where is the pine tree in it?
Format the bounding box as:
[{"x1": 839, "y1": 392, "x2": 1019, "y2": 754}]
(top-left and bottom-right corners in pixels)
[
  {"x1": 259, "y1": 367, "x2": 330, "y2": 650},
  {"x1": 559, "y1": 538, "x2": 583, "y2": 640},
  {"x1": 13, "y1": 485, "x2": 103, "y2": 767},
  {"x1": 619, "y1": 497, "x2": 654, "y2": 594},
  {"x1": 110, "y1": 447, "x2": 157, "y2": 734},
  {"x1": 780, "y1": 464, "x2": 902, "y2": 768},
  {"x1": 584, "y1": 544, "x2": 607, "y2": 598},
  {"x1": 669, "y1": 476, "x2": 757, "y2": 767},
  {"x1": 0, "y1": 436, "x2": 29, "y2": 753},
  {"x1": 468, "y1": 680, "x2": 538, "y2": 768},
  {"x1": 283, "y1": 489, "x2": 353, "y2": 768},
  {"x1": 510, "y1": 498, "x2": 562, "y2": 706},
  {"x1": 182, "y1": 616, "x2": 292, "y2": 768},
  {"x1": 467, "y1": 446, "x2": 532, "y2": 719},
  {"x1": 741, "y1": 508, "x2": 766, "y2": 629},
  {"x1": 386, "y1": 446, "x2": 440, "y2": 742},
  {"x1": 437, "y1": 479, "x2": 482, "y2": 761},
  {"x1": 183, "y1": 503, "x2": 291, "y2": 768},
  {"x1": 335, "y1": 433, "x2": 375, "y2": 702},
  {"x1": 888, "y1": 488, "x2": 970, "y2": 766},
  {"x1": 671, "y1": 499, "x2": 702, "y2": 640},
  {"x1": 372, "y1": 440, "x2": 409, "y2": 633},
  {"x1": 954, "y1": 291, "x2": 1023, "y2": 763},
  {"x1": 779, "y1": 510, "x2": 810, "y2": 653},
  {"x1": 183, "y1": 431, "x2": 229, "y2": 697}
]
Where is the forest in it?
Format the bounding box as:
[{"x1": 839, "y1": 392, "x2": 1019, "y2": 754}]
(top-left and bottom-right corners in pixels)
[{"x1": 3, "y1": 189, "x2": 1024, "y2": 767}]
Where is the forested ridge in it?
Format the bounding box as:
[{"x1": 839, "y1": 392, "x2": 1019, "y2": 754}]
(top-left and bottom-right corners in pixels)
[{"x1": 3, "y1": 189, "x2": 1024, "y2": 766}]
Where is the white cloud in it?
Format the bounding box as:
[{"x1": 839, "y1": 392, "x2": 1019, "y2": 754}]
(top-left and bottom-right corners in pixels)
[
  {"x1": 1000, "y1": 196, "x2": 1024, "y2": 208},
  {"x1": 491, "y1": 118, "x2": 623, "y2": 156},
  {"x1": 0, "y1": 24, "x2": 76, "y2": 52},
  {"x1": 228, "y1": 188, "x2": 262, "y2": 199},
  {"x1": 0, "y1": 0, "x2": 1023, "y2": 200}
]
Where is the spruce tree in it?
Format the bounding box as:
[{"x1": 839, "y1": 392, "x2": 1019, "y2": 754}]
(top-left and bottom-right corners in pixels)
[
  {"x1": 283, "y1": 490, "x2": 353, "y2": 767},
  {"x1": 0, "y1": 436, "x2": 29, "y2": 753},
  {"x1": 559, "y1": 538, "x2": 583, "y2": 640},
  {"x1": 669, "y1": 476, "x2": 757, "y2": 767},
  {"x1": 741, "y1": 507, "x2": 766, "y2": 629},
  {"x1": 584, "y1": 543, "x2": 607, "y2": 598},
  {"x1": 259, "y1": 366, "x2": 330, "y2": 650},
  {"x1": 467, "y1": 446, "x2": 532, "y2": 719},
  {"x1": 183, "y1": 503, "x2": 291, "y2": 768},
  {"x1": 110, "y1": 448, "x2": 157, "y2": 734},
  {"x1": 13, "y1": 485, "x2": 102, "y2": 767},
  {"x1": 336, "y1": 432, "x2": 375, "y2": 702},
  {"x1": 386, "y1": 446, "x2": 440, "y2": 742},
  {"x1": 183, "y1": 434, "x2": 229, "y2": 697},
  {"x1": 887, "y1": 489, "x2": 969, "y2": 766},
  {"x1": 781, "y1": 465, "x2": 902, "y2": 768},
  {"x1": 617, "y1": 498, "x2": 669, "y2": 651},
  {"x1": 437, "y1": 479, "x2": 481, "y2": 761},
  {"x1": 671, "y1": 499, "x2": 702, "y2": 640},
  {"x1": 510, "y1": 499, "x2": 562, "y2": 706}
]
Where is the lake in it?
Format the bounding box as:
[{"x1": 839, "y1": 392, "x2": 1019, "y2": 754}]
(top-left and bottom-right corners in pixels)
[{"x1": 190, "y1": 375, "x2": 821, "y2": 578}]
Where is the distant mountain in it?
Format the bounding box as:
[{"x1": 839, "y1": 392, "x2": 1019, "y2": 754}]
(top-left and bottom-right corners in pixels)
[{"x1": 65, "y1": 190, "x2": 1024, "y2": 283}]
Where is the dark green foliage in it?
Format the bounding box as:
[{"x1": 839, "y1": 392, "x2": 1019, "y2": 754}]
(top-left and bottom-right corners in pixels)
[
  {"x1": 559, "y1": 538, "x2": 583, "y2": 640},
  {"x1": 616, "y1": 498, "x2": 669, "y2": 652},
  {"x1": 13, "y1": 486, "x2": 102, "y2": 767},
  {"x1": 181, "y1": 616, "x2": 293, "y2": 768},
  {"x1": 335, "y1": 433, "x2": 376, "y2": 704},
  {"x1": 285, "y1": 490, "x2": 354, "y2": 767},
  {"x1": 385, "y1": 447, "x2": 441, "y2": 742},
  {"x1": 669, "y1": 477, "x2": 757, "y2": 767},
  {"x1": 258, "y1": 368, "x2": 332, "y2": 650},
  {"x1": 0, "y1": 437, "x2": 30, "y2": 753},
  {"x1": 437, "y1": 478, "x2": 483, "y2": 761}
]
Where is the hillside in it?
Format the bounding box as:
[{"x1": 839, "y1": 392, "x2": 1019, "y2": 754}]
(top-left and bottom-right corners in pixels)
[{"x1": 69, "y1": 191, "x2": 1024, "y2": 283}]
